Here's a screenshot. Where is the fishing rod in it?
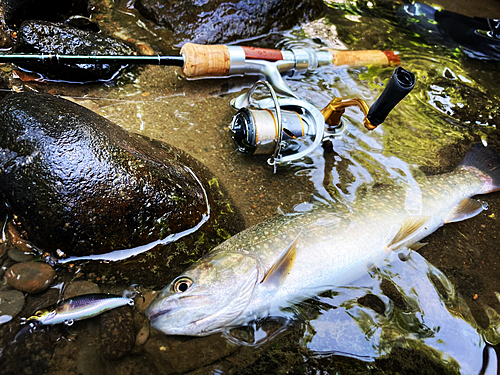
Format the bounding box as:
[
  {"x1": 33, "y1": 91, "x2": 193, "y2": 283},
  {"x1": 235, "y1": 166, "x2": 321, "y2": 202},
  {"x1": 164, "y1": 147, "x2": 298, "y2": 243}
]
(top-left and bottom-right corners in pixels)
[
  {"x1": 0, "y1": 42, "x2": 400, "y2": 98},
  {"x1": 0, "y1": 42, "x2": 409, "y2": 170}
]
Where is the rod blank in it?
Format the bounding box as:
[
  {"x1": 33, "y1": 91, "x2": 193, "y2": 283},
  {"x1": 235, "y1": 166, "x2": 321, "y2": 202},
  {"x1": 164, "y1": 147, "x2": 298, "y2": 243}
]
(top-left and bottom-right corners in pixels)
[{"x1": 0, "y1": 53, "x2": 185, "y2": 67}]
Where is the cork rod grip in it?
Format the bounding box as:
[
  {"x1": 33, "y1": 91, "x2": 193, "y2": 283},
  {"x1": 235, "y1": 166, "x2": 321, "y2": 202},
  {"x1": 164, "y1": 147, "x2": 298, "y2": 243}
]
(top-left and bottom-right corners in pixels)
[
  {"x1": 327, "y1": 50, "x2": 400, "y2": 67},
  {"x1": 181, "y1": 43, "x2": 231, "y2": 78}
]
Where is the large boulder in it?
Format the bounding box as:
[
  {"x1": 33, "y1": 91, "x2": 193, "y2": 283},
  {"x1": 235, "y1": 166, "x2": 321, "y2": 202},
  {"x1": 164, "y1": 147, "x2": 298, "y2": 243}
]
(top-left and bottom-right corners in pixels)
[
  {"x1": 1, "y1": 0, "x2": 90, "y2": 28},
  {"x1": 14, "y1": 20, "x2": 136, "y2": 82},
  {"x1": 0, "y1": 92, "x2": 243, "y2": 259},
  {"x1": 134, "y1": 0, "x2": 324, "y2": 46}
]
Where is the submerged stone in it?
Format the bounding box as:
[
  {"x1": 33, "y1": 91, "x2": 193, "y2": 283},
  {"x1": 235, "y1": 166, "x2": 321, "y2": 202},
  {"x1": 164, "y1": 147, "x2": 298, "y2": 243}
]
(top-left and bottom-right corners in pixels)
[
  {"x1": 100, "y1": 305, "x2": 135, "y2": 360},
  {"x1": 144, "y1": 332, "x2": 238, "y2": 373},
  {"x1": 2, "y1": 0, "x2": 90, "y2": 28},
  {"x1": 63, "y1": 281, "x2": 101, "y2": 299},
  {"x1": 14, "y1": 20, "x2": 136, "y2": 82},
  {"x1": 0, "y1": 92, "x2": 243, "y2": 259},
  {"x1": 0, "y1": 290, "x2": 25, "y2": 324},
  {"x1": 5, "y1": 262, "x2": 57, "y2": 293},
  {"x1": 134, "y1": 0, "x2": 324, "y2": 46}
]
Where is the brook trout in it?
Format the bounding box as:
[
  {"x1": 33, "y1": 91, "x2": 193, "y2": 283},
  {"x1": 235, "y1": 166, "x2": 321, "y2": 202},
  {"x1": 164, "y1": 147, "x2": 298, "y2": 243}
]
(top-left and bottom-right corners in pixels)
[{"x1": 146, "y1": 143, "x2": 500, "y2": 336}]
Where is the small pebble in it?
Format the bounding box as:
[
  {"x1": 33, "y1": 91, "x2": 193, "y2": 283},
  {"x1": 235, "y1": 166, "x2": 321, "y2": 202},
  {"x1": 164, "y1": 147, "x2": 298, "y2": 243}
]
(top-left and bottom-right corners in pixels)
[
  {"x1": 135, "y1": 320, "x2": 150, "y2": 346},
  {"x1": 63, "y1": 280, "x2": 101, "y2": 299},
  {"x1": 0, "y1": 29, "x2": 13, "y2": 49},
  {"x1": 5, "y1": 262, "x2": 56, "y2": 293},
  {"x1": 0, "y1": 315, "x2": 12, "y2": 324},
  {"x1": 136, "y1": 42, "x2": 154, "y2": 56},
  {"x1": 0, "y1": 289, "x2": 25, "y2": 324},
  {"x1": 8, "y1": 247, "x2": 35, "y2": 263},
  {"x1": 0, "y1": 243, "x2": 7, "y2": 258}
]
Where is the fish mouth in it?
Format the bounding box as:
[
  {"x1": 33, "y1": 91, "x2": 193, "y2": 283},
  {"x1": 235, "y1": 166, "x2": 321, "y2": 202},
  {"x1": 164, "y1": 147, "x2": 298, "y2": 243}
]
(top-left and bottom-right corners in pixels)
[
  {"x1": 145, "y1": 295, "x2": 203, "y2": 322},
  {"x1": 146, "y1": 308, "x2": 171, "y2": 322}
]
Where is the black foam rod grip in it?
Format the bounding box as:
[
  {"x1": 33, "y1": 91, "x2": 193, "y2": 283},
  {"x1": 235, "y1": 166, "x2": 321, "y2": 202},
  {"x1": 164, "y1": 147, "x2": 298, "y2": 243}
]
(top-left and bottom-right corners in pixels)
[{"x1": 367, "y1": 67, "x2": 415, "y2": 126}]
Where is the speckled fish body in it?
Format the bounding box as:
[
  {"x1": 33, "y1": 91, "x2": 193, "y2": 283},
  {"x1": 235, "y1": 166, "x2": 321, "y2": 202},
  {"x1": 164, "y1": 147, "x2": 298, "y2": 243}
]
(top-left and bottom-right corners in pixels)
[
  {"x1": 28, "y1": 293, "x2": 134, "y2": 325},
  {"x1": 146, "y1": 143, "x2": 500, "y2": 336}
]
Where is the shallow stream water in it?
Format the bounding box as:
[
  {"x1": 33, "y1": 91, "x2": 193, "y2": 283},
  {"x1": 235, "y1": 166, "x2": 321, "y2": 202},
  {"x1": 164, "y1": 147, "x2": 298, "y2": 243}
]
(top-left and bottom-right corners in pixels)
[{"x1": 3, "y1": 0, "x2": 500, "y2": 374}]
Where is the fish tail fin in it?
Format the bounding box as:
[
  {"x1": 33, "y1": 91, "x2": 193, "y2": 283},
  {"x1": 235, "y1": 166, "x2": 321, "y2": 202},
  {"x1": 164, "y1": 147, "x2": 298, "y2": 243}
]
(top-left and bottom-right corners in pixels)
[{"x1": 459, "y1": 142, "x2": 500, "y2": 194}]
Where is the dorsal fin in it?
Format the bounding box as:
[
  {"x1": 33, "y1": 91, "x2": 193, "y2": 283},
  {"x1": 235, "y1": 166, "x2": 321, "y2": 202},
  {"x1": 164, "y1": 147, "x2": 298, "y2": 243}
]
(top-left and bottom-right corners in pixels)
[
  {"x1": 261, "y1": 231, "x2": 301, "y2": 287},
  {"x1": 387, "y1": 216, "x2": 430, "y2": 250},
  {"x1": 445, "y1": 198, "x2": 486, "y2": 223}
]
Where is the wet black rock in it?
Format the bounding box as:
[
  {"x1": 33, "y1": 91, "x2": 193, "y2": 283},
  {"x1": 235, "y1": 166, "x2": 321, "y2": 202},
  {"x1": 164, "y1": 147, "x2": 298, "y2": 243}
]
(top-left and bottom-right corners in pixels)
[
  {"x1": 1, "y1": 0, "x2": 90, "y2": 29},
  {"x1": 0, "y1": 242, "x2": 6, "y2": 259},
  {"x1": 0, "y1": 69, "x2": 11, "y2": 100},
  {"x1": 357, "y1": 293, "x2": 386, "y2": 315},
  {"x1": 0, "y1": 324, "x2": 57, "y2": 375},
  {"x1": 0, "y1": 92, "x2": 244, "y2": 258},
  {"x1": 144, "y1": 332, "x2": 239, "y2": 373},
  {"x1": 134, "y1": 0, "x2": 324, "y2": 46},
  {"x1": 0, "y1": 28, "x2": 14, "y2": 50},
  {"x1": 14, "y1": 20, "x2": 136, "y2": 82},
  {"x1": 100, "y1": 305, "x2": 135, "y2": 360}
]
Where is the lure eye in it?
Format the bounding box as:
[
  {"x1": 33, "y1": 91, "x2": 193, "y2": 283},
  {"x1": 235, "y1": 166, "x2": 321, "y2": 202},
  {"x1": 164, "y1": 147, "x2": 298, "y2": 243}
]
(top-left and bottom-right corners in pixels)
[
  {"x1": 35, "y1": 310, "x2": 44, "y2": 317},
  {"x1": 172, "y1": 277, "x2": 193, "y2": 293}
]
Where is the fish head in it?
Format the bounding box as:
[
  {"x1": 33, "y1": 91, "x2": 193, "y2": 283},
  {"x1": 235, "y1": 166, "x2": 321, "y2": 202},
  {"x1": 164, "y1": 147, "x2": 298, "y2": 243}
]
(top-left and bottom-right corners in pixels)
[{"x1": 146, "y1": 250, "x2": 260, "y2": 336}]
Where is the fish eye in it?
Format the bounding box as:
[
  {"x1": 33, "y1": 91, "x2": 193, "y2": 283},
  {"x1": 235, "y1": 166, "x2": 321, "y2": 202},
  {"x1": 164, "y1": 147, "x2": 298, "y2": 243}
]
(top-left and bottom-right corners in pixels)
[{"x1": 172, "y1": 277, "x2": 193, "y2": 293}]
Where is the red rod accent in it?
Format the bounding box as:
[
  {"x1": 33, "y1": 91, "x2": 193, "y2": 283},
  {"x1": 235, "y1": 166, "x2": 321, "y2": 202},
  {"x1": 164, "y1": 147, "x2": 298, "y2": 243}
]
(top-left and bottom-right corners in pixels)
[
  {"x1": 242, "y1": 46, "x2": 283, "y2": 61},
  {"x1": 382, "y1": 51, "x2": 400, "y2": 65}
]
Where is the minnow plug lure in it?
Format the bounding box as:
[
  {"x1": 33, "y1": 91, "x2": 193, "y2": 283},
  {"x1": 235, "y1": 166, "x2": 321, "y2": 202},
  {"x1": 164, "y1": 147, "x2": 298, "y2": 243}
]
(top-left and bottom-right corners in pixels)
[{"x1": 27, "y1": 291, "x2": 134, "y2": 326}]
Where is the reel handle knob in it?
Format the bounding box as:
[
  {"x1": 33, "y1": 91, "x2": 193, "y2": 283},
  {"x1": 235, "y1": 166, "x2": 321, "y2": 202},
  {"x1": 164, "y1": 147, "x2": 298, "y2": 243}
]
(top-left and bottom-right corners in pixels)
[{"x1": 366, "y1": 66, "x2": 415, "y2": 128}]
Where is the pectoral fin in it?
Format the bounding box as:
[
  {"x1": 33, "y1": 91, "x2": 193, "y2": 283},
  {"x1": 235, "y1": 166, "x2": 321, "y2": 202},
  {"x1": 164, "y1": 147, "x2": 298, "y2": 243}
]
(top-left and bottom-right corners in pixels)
[
  {"x1": 387, "y1": 216, "x2": 430, "y2": 251},
  {"x1": 445, "y1": 198, "x2": 486, "y2": 223},
  {"x1": 261, "y1": 231, "x2": 300, "y2": 288},
  {"x1": 409, "y1": 242, "x2": 428, "y2": 251}
]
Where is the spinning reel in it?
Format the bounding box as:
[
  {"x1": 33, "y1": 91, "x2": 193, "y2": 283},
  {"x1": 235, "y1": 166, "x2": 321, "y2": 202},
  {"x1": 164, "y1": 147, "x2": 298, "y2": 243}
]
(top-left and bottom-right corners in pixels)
[{"x1": 230, "y1": 66, "x2": 416, "y2": 170}]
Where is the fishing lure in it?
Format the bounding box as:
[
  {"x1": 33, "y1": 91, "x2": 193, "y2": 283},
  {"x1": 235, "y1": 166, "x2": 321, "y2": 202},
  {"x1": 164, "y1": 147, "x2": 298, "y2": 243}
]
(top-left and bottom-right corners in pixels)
[{"x1": 27, "y1": 291, "x2": 135, "y2": 326}]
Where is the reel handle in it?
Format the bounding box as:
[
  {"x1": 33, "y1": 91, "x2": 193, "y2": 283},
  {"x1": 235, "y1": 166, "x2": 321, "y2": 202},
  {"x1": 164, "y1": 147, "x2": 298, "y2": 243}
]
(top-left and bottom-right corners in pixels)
[
  {"x1": 366, "y1": 67, "x2": 415, "y2": 128},
  {"x1": 326, "y1": 49, "x2": 400, "y2": 68}
]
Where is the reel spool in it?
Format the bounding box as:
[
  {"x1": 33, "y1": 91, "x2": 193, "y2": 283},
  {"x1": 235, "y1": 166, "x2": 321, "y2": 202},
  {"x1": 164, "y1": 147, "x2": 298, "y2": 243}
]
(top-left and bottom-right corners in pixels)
[{"x1": 230, "y1": 81, "x2": 325, "y2": 169}]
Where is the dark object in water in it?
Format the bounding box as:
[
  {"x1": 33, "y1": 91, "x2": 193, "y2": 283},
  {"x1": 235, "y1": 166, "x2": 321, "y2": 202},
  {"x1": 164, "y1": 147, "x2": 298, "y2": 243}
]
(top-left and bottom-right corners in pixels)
[
  {"x1": 397, "y1": 3, "x2": 500, "y2": 61},
  {"x1": 134, "y1": 0, "x2": 324, "y2": 46},
  {"x1": 0, "y1": 92, "x2": 226, "y2": 257},
  {"x1": 1, "y1": 0, "x2": 90, "y2": 28},
  {"x1": 367, "y1": 66, "x2": 415, "y2": 126},
  {"x1": 14, "y1": 20, "x2": 137, "y2": 82}
]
